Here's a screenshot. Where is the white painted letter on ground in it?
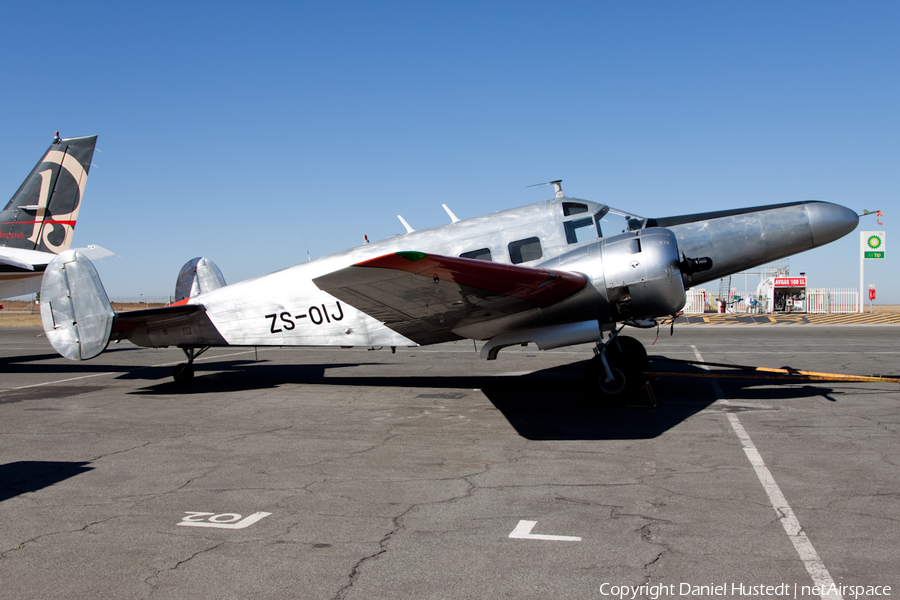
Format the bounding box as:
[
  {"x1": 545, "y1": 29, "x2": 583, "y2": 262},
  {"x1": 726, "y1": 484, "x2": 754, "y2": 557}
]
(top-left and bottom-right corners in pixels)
[
  {"x1": 508, "y1": 520, "x2": 581, "y2": 541},
  {"x1": 179, "y1": 511, "x2": 272, "y2": 529}
]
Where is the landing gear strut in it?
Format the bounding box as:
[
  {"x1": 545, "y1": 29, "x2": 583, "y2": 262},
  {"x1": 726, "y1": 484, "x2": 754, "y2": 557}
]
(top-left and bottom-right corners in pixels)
[
  {"x1": 173, "y1": 346, "x2": 209, "y2": 383},
  {"x1": 586, "y1": 329, "x2": 651, "y2": 402}
]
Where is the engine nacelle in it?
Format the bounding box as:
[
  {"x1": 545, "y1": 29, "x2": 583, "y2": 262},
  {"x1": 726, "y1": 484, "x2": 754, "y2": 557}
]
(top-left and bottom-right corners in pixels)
[{"x1": 597, "y1": 227, "x2": 686, "y2": 320}]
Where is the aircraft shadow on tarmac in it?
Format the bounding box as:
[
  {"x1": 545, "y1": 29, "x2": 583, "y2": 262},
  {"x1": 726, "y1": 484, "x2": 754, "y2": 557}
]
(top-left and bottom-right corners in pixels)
[
  {"x1": 0, "y1": 461, "x2": 93, "y2": 503},
  {"x1": 124, "y1": 357, "x2": 841, "y2": 441},
  {"x1": 0, "y1": 345, "x2": 146, "y2": 373}
]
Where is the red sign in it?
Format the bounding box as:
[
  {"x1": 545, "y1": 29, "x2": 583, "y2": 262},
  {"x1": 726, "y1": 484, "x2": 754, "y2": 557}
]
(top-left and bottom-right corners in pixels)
[
  {"x1": 773, "y1": 277, "x2": 807, "y2": 287},
  {"x1": 869, "y1": 288, "x2": 876, "y2": 300}
]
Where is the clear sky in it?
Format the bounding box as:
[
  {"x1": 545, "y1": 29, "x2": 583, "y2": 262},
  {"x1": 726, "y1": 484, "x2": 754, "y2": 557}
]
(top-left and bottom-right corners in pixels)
[{"x1": 1, "y1": 1, "x2": 897, "y2": 302}]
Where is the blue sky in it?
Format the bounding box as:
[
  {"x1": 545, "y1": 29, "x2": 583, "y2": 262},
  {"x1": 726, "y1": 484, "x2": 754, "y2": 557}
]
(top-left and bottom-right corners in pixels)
[{"x1": 1, "y1": 1, "x2": 897, "y2": 302}]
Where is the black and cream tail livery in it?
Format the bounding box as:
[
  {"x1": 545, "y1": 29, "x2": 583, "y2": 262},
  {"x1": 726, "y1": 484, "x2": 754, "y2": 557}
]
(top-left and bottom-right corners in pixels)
[
  {"x1": 0, "y1": 134, "x2": 112, "y2": 299},
  {"x1": 40, "y1": 180, "x2": 859, "y2": 398}
]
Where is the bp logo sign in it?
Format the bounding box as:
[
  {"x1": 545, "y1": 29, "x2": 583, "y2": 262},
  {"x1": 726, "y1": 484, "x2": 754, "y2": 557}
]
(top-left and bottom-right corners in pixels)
[{"x1": 861, "y1": 231, "x2": 885, "y2": 259}]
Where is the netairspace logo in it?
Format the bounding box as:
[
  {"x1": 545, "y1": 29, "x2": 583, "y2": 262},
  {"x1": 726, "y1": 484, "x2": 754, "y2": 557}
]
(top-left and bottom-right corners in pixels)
[{"x1": 598, "y1": 582, "x2": 892, "y2": 599}]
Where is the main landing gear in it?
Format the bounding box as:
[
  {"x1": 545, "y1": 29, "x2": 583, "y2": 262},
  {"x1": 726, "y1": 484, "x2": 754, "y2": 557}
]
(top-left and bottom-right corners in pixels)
[
  {"x1": 586, "y1": 330, "x2": 652, "y2": 403},
  {"x1": 173, "y1": 346, "x2": 209, "y2": 383}
]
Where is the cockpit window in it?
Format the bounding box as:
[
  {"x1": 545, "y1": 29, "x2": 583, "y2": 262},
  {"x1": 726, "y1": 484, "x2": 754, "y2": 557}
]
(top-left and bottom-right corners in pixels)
[
  {"x1": 509, "y1": 237, "x2": 542, "y2": 264},
  {"x1": 594, "y1": 207, "x2": 609, "y2": 237},
  {"x1": 564, "y1": 217, "x2": 596, "y2": 244},
  {"x1": 460, "y1": 248, "x2": 492, "y2": 261},
  {"x1": 562, "y1": 202, "x2": 589, "y2": 216},
  {"x1": 596, "y1": 209, "x2": 629, "y2": 237}
]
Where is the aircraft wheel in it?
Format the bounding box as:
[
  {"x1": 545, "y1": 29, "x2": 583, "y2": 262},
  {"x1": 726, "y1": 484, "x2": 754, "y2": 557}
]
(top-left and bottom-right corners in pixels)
[
  {"x1": 597, "y1": 365, "x2": 627, "y2": 396},
  {"x1": 173, "y1": 363, "x2": 194, "y2": 383},
  {"x1": 586, "y1": 349, "x2": 645, "y2": 402},
  {"x1": 612, "y1": 335, "x2": 648, "y2": 361},
  {"x1": 586, "y1": 354, "x2": 629, "y2": 399},
  {"x1": 610, "y1": 335, "x2": 652, "y2": 386}
]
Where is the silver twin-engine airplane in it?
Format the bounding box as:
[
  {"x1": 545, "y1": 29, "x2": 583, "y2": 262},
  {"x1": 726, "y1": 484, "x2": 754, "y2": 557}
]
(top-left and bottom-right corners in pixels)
[
  {"x1": 39, "y1": 181, "x2": 858, "y2": 398},
  {"x1": 1, "y1": 134, "x2": 110, "y2": 299}
]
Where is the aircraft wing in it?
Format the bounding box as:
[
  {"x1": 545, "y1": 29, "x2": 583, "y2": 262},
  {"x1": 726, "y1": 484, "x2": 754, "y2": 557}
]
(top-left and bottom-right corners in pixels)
[{"x1": 313, "y1": 251, "x2": 587, "y2": 345}]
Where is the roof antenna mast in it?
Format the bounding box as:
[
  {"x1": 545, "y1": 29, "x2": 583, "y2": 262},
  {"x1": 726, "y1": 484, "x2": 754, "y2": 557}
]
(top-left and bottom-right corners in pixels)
[
  {"x1": 551, "y1": 180, "x2": 563, "y2": 198},
  {"x1": 526, "y1": 180, "x2": 564, "y2": 198}
]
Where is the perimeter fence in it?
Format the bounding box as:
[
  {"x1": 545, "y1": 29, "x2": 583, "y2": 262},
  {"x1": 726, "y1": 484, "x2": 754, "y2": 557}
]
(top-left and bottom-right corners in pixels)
[{"x1": 684, "y1": 288, "x2": 860, "y2": 314}]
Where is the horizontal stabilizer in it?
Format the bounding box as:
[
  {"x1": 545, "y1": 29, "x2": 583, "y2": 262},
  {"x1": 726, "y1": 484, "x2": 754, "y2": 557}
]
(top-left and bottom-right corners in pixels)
[
  {"x1": 72, "y1": 245, "x2": 115, "y2": 261},
  {"x1": 0, "y1": 252, "x2": 40, "y2": 271},
  {"x1": 40, "y1": 250, "x2": 114, "y2": 360},
  {"x1": 110, "y1": 303, "x2": 204, "y2": 338},
  {"x1": 313, "y1": 251, "x2": 586, "y2": 345},
  {"x1": 108, "y1": 301, "x2": 226, "y2": 348}
]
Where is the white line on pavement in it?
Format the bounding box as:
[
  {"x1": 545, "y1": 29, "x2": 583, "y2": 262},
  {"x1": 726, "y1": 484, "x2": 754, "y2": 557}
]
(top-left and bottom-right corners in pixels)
[{"x1": 691, "y1": 345, "x2": 842, "y2": 600}]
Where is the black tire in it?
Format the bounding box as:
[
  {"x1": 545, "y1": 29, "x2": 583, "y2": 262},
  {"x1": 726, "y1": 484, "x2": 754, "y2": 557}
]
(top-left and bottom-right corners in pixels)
[
  {"x1": 586, "y1": 340, "x2": 649, "y2": 402},
  {"x1": 597, "y1": 366, "x2": 627, "y2": 395},
  {"x1": 611, "y1": 335, "x2": 651, "y2": 390},
  {"x1": 611, "y1": 335, "x2": 648, "y2": 361},
  {"x1": 585, "y1": 354, "x2": 628, "y2": 401},
  {"x1": 173, "y1": 363, "x2": 194, "y2": 383}
]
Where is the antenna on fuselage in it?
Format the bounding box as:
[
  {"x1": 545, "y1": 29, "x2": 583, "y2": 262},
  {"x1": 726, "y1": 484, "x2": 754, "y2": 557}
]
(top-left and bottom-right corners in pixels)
[
  {"x1": 526, "y1": 179, "x2": 564, "y2": 198},
  {"x1": 442, "y1": 204, "x2": 460, "y2": 223},
  {"x1": 551, "y1": 180, "x2": 563, "y2": 197},
  {"x1": 397, "y1": 215, "x2": 415, "y2": 233}
]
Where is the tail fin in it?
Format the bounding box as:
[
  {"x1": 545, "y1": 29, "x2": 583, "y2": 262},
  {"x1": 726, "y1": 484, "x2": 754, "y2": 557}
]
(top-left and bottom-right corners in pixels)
[
  {"x1": 174, "y1": 257, "x2": 226, "y2": 301},
  {"x1": 0, "y1": 134, "x2": 98, "y2": 254},
  {"x1": 40, "y1": 250, "x2": 114, "y2": 360}
]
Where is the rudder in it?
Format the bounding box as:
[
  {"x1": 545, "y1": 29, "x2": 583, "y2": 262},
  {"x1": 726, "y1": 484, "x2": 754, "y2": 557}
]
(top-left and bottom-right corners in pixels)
[
  {"x1": 0, "y1": 134, "x2": 98, "y2": 254},
  {"x1": 40, "y1": 250, "x2": 114, "y2": 360},
  {"x1": 174, "y1": 257, "x2": 226, "y2": 301}
]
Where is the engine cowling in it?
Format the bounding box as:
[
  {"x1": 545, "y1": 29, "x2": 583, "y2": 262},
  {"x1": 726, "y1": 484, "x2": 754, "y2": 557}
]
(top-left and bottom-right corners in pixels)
[
  {"x1": 595, "y1": 227, "x2": 686, "y2": 320},
  {"x1": 455, "y1": 228, "x2": 695, "y2": 359}
]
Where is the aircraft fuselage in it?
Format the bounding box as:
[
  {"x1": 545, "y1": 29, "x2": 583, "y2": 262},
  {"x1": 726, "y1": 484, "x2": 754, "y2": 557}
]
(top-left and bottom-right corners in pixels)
[{"x1": 106, "y1": 196, "x2": 858, "y2": 353}]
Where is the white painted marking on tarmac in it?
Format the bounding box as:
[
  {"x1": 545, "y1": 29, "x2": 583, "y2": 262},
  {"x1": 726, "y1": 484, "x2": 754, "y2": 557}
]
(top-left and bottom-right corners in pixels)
[
  {"x1": 726, "y1": 414, "x2": 842, "y2": 599},
  {"x1": 691, "y1": 345, "x2": 842, "y2": 600},
  {"x1": 178, "y1": 511, "x2": 271, "y2": 529},
  {"x1": 508, "y1": 520, "x2": 581, "y2": 541},
  {"x1": 12, "y1": 372, "x2": 116, "y2": 390}
]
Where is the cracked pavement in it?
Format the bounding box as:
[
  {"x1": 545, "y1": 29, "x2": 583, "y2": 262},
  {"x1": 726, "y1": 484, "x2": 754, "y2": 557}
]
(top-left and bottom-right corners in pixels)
[{"x1": 1, "y1": 326, "x2": 898, "y2": 598}]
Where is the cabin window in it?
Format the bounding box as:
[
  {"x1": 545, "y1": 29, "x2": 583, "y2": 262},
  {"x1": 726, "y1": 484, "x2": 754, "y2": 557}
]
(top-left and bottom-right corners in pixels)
[
  {"x1": 509, "y1": 237, "x2": 542, "y2": 264},
  {"x1": 564, "y1": 217, "x2": 596, "y2": 244},
  {"x1": 562, "y1": 202, "x2": 589, "y2": 216},
  {"x1": 460, "y1": 248, "x2": 492, "y2": 261}
]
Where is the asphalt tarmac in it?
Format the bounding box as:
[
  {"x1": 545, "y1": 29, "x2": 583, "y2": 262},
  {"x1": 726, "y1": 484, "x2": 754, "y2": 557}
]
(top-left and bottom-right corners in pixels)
[{"x1": 1, "y1": 326, "x2": 898, "y2": 600}]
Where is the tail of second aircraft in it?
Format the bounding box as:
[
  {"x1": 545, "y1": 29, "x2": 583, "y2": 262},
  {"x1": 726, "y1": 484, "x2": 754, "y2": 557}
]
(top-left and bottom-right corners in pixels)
[{"x1": 0, "y1": 133, "x2": 98, "y2": 254}]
